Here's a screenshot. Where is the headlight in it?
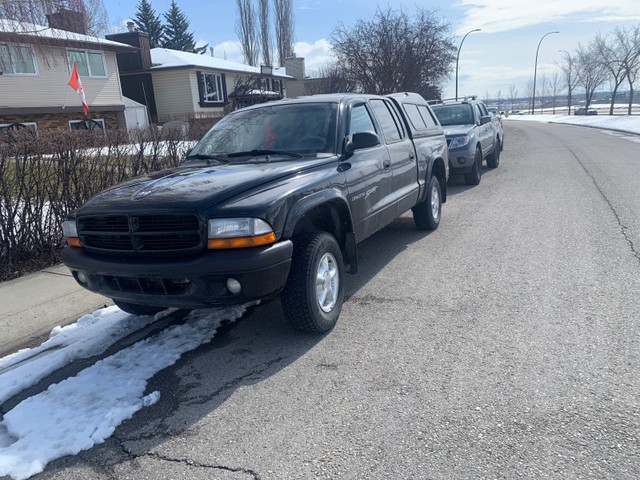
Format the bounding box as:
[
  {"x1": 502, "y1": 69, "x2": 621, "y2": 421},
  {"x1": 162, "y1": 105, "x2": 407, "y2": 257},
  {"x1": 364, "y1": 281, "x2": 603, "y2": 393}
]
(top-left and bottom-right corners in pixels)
[
  {"x1": 63, "y1": 220, "x2": 82, "y2": 247},
  {"x1": 449, "y1": 135, "x2": 470, "y2": 149},
  {"x1": 207, "y1": 218, "x2": 276, "y2": 249}
]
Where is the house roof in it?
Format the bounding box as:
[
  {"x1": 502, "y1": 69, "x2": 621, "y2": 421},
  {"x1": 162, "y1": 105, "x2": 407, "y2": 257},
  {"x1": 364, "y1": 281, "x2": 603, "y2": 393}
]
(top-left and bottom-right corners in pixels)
[
  {"x1": 0, "y1": 19, "x2": 137, "y2": 52},
  {"x1": 150, "y1": 48, "x2": 292, "y2": 79}
]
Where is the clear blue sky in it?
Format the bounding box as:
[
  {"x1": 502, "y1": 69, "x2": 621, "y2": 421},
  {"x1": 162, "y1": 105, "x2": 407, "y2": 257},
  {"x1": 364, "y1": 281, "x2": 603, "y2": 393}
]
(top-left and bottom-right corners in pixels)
[{"x1": 104, "y1": 0, "x2": 640, "y2": 100}]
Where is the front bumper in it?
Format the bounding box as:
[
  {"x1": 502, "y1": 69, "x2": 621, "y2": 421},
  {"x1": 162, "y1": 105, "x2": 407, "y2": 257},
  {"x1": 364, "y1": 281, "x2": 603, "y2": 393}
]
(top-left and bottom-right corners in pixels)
[
  {"x1": 61, "y1": 240, "x2": 293, "y2": 308},
  {"x1": 447, "y1": 145, "x2": 475, "y2": 174}
]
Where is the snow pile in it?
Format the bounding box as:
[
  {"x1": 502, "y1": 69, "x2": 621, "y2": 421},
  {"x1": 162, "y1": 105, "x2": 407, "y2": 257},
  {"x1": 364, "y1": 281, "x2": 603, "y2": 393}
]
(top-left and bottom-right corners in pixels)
[
  {"x1": 0, "y1": 305, "x2": 251, "y2": 480},
  {"x1": 505, "y1": 113, "x2": 640, "y2": 136}
]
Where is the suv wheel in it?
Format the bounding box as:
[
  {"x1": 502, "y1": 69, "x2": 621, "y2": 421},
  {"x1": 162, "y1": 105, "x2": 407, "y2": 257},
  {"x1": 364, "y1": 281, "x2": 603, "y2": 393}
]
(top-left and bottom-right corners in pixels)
[
  {"x1": 486, "y1": 140, "x2": 500, "y2": 168},
  {"x1": 465, "y1": 147, "x2": 482, "y2": 185},
  {"x1": 412, "y1": 175, "x2": 441, "y2": 230},
  {"x1": 281, "y1": 232, "x2": 344, "y2": 334}
]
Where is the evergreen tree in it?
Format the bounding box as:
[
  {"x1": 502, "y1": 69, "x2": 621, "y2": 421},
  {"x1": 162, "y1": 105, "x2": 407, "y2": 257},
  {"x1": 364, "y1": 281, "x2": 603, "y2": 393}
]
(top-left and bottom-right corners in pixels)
[
  {"x1": 134, "y1": 0, "x2": 164, "y2": 48},
  {"x1": 162, "y1": 0, "x2": 208, "y2": 54}
]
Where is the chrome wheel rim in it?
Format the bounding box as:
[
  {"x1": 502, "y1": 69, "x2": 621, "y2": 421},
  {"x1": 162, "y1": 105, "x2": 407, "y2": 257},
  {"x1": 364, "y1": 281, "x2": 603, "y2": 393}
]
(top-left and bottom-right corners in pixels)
[
  {"x1": 316, "y1": 252, "x2": 339, "y2": 312},
  {"x1": 431, "y1": 185, "x2": 440, "y2": 220}
]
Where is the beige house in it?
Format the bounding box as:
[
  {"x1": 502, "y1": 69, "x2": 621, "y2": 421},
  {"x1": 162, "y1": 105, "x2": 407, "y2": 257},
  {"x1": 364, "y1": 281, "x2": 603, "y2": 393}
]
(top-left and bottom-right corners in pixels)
[
  {"x1": 107, "y1": 28, "x2": 293, "y2": 124},
  {"x1": 0, "y1": 18, "x2": 136, "y2": 131}
]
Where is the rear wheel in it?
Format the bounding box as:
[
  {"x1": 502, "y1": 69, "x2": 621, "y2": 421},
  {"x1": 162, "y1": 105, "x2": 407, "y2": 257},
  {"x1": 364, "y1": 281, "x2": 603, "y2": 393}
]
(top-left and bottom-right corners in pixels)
[
  {"x1": 486, "y1": 139, "x2": 500, "y2": 168},
  {"x1": 281, "y1": 232, "x2": 344, "y2": 334},
  {"x1": 464, "y1": 147, "x2": 482, "y2": 185},
  {"x1": 412, "y1": 175, "x2": 441, "y2": 230},
  {"x1": 114, "y1": 300, "x2": 163, "y2": 316}
]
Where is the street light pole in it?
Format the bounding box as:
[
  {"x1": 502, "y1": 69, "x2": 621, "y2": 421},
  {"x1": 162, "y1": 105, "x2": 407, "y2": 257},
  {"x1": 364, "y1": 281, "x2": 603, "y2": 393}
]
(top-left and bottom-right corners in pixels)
[
  {"x1": 455, "y1": 28, "x2": 481, "y2": 101},
  {"x1": 532, "y1": 31, "x2": 559, "y2": 114}
]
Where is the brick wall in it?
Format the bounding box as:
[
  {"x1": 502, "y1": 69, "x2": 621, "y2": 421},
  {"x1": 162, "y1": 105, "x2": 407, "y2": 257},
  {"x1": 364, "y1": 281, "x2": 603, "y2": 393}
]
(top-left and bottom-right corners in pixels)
[{"x1": 0, "y1": 112, "x2": 120, "y2": 130}]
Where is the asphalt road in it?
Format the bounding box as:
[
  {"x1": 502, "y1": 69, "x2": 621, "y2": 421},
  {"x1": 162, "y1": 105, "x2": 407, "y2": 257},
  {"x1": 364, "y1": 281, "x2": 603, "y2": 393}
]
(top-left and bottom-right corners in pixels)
[{"x1": 14, "y1": 121, "x2": 640, "y2": 479}]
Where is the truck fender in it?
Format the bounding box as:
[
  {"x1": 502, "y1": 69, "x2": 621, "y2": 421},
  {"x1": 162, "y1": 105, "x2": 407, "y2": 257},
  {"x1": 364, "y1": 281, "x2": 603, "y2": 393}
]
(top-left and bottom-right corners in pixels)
[{"x1": 282, "y1": 189, "x2": 358, "y2": 274}]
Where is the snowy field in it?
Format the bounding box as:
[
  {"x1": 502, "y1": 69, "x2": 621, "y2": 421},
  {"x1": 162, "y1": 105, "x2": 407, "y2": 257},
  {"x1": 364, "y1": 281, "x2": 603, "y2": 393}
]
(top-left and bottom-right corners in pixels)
[
  {"x1": 0, "y1": 114, "x2": 639, "y2": 479},
  {"x1": 505, "y1": 112, "x2": 640, "y2": 136}
]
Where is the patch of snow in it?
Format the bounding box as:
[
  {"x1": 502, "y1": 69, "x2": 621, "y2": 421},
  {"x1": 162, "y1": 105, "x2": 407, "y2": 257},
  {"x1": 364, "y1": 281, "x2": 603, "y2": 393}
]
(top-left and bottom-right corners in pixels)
[
  {"x1": 0, "y1": 304, "x2": 251, "y2": 480},
  {"x1": 504, "y1": 113, "x2": 640, "y2": 136}
]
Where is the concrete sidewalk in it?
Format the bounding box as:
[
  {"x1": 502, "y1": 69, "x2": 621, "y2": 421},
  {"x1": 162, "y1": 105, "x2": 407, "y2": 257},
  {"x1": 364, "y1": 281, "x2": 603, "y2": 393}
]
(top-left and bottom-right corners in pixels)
[{"x1": 0, "y1": 264, "x2": 112, "y2": 358}]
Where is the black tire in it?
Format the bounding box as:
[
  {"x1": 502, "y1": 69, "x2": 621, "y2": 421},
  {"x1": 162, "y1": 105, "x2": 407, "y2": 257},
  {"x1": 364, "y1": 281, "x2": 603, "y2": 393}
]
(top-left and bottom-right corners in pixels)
[
  {"x1": 114, "y1": 300, "x2": 163, "y2": 316},
  {"x1": 281, "y1": 232, "x2": 344, "y2": 334},
  {"x1": 486, "y1": 139, "x2": 500, "y2": 168},
  {"x1": 464, "y1": 147, "x2": 482, "y2": 185},
  {"x1": 412, "y1": 175, "x2": 441, "y2": 230}
]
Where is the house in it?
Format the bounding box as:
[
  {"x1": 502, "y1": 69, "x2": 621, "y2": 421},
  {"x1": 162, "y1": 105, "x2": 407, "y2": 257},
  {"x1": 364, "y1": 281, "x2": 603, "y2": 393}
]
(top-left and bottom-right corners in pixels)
[
  {"x1": 0, "y1": 15, "x2": 138, "y2": 131},
  {"x1": 106, "y1": 26, "x2": 293, "y2": 124}
]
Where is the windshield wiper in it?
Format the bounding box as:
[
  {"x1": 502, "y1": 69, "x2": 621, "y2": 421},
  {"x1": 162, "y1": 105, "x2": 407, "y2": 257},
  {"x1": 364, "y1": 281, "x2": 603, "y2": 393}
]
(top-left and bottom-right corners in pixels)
[
  {"x1": 185, "y1": 153, "x2": 230, "y2": 164},
  {"x1": 227, "y1": 149, "x2": 303, "y2": 159}
]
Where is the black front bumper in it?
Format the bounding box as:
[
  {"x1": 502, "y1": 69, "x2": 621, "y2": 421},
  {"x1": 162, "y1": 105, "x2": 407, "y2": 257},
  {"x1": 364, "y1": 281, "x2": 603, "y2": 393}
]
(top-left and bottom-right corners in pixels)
[{"x1": 61, "y1": 240, "x2": 293, "y2": 308}]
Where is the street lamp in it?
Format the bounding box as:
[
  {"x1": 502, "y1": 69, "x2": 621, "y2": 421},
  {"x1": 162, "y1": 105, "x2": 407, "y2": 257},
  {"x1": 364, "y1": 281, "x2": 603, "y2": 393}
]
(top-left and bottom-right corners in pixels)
[
  {"x1": 531, "y1": 31, "x2": 559, "y2": 114},
  {"x1": 455, "y1": 28, "x2": 481, "y2": 101}
]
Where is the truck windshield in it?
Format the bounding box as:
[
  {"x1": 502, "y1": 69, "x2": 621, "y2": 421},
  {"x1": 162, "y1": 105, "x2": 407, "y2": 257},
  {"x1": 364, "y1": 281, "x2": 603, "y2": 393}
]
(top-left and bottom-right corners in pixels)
[
  {"x1": 431, "y1": 104, "x2": 474, "y2": 126},
  {"x1": 189, "y1": 102, "x2": 338, "y2": 158}
]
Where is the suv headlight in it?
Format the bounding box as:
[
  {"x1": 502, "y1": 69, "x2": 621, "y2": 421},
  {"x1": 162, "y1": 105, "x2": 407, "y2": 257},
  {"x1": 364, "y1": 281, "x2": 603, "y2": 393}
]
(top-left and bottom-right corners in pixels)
[
  {"x1": 63, "y1": 220, "x2": 82, "y2": 247},
  {"x1": 207, "y1": 218, "x2": 276, "y2": 249},
  {"x1": 449, "y1": 135, "x2": 470, "y2": 149}
]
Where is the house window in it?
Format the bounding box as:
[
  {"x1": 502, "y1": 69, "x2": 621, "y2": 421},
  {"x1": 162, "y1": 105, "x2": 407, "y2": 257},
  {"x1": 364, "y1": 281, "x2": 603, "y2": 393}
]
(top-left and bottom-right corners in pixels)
[
  {"x1": 69, "y1": 119, "x2": 105, "y2": 131},
  {"x1": 67, "y1": 49, "x2": 106, "y2": 77},
  {"x1": 198, "y1": 71, "x2": 225, "y2": 105},
  {"x1": 0, "y1": 43, "x2": 37, "y2": 75},
  {"x1": 0, "y1": 122, "x2": 37, "y2": 133}
]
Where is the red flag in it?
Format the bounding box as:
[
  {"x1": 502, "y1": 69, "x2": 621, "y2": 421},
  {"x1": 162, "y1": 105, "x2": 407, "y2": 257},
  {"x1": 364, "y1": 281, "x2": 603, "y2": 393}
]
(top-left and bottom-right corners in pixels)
[{"x1": 68, "y1": 63, "x2": 89, "y2": 116}]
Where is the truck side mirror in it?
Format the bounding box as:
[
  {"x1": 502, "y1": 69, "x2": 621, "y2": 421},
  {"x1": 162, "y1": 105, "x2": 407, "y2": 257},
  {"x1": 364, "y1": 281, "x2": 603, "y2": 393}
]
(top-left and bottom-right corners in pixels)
[
  {"x1": 480, "y1": 115, "x2": 491, "y2": 125},
  {"x1": 345, "y1": 132, "x2": 380, "y2": 155}
]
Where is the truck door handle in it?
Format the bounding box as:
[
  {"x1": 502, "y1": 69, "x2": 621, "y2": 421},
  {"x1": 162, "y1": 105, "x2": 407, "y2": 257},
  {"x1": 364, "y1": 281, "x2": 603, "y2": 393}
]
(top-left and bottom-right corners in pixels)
[{"x1": 383, "y1": 160, "x2": 391, "y2": 169}]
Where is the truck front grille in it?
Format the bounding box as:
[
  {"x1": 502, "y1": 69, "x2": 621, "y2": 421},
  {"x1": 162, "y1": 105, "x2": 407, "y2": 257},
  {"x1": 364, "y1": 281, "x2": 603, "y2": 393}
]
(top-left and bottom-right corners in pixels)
[
  {"x1": 100, "y1": 275, "x2": 192, "y2": 295},
  {"x1": 77, "y1": 214, "x2": 203, "y2": 256}
]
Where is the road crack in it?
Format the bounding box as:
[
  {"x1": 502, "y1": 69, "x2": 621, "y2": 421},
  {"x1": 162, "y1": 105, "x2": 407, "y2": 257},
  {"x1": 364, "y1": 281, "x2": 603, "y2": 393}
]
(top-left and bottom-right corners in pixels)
[
  {"x1": 568, "y1": 146, "x2": 640, "y2": 266},
  {"x1": 145, "y1": 451, "x2": 262, "y2": 479}
]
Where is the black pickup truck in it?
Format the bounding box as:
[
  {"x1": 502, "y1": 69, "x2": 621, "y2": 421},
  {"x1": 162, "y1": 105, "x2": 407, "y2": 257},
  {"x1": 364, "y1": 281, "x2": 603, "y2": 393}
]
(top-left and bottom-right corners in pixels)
[{"x1": 61, "y1": 92, "x2": 448, "y2": 333}]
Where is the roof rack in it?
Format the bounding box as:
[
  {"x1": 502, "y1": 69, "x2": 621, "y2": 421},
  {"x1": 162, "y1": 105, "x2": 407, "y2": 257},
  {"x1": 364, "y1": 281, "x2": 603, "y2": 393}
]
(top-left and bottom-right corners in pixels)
[{"x1": 429, "y1": 95, "x2": 478, "y2": 105}]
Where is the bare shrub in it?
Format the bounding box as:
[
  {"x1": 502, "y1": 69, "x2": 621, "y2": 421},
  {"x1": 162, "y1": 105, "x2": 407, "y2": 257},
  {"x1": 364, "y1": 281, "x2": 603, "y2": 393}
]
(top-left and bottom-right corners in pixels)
[{"x1": 0, "y1": 125, "x2": 197, "y2": 282}]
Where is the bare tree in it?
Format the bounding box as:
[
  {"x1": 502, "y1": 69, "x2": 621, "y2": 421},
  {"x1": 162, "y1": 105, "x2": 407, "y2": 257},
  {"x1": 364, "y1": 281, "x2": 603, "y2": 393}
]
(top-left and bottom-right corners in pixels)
[
  {"x1": 495, "y1": 89, "x2": 502, "y2": 111},
  {"x1": 258, "y1": 0, "x2": 272, "y2": 66},
  {"x1": 0, "y1": 0, "x2": 108, "y2": 36},
  {"x1": 538, "y1": 73, "x2": 549, "y2": 113},
  {"x1": 508, "y1": 84, "x2": 518, "y2": 113},
  {"x1": 304, "y1": 62, "x2": 358, "y2": 95},
  {"x1": 526, "y1": 79, "x2": 534, "y2": 112},
  {"x1": 575, "y1": 43, "x2": 608, "y2": 109},
  {"x1": 236, "y1": 0, "x2": 259, "y2": 66},
  {"x1": 330, "y1": 7, "x2": 455, "y2": 99},
  {"x1": 273, "y1": 0, "x2": 294, "y2": 67},
  {"x1": 550, "y1": 69, "x2": 562, "y2": 114},
  {"x1": 611, "y1": 25, "x2": 640, "y2": 115},
  {"x1": 594, "y1": 32, "x2": 627, "y2": 115},
  {"x1": 559, "y1": 51, "x2": 579, "y2": 114}
]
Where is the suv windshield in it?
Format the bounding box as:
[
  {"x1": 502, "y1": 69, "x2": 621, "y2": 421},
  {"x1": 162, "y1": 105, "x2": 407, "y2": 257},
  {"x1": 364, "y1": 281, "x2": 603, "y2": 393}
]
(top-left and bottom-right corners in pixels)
[
  {"x1": 431, "y1": 104, "x2": 474, "y2": 126},
  {"x1": 189, "y1": 102, "x2": 338, "y2": 158}
]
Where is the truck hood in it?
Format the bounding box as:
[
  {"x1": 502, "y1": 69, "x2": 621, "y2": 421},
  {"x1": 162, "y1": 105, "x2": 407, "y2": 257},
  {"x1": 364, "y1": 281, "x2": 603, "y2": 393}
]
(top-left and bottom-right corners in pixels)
[
  {"x1": 80, "y1": 156, "x2": 337, "y2": 213},
  {"x1": 442, "y1": 124, "x2": 474, "y2": 137}
]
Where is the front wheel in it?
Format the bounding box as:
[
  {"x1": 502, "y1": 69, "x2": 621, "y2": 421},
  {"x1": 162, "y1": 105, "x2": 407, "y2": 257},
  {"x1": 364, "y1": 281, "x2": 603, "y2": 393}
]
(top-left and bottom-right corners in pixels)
[
  {"x1": 412, "y1": 175, "x2": 441, "y2": 230},
  {"x1": 281, "y1": 232, "x2": 344, "y2": 334}
]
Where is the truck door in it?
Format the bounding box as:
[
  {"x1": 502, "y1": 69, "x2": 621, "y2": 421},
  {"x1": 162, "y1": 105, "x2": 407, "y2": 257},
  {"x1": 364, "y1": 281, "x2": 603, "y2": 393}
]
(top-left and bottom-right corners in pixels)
[
  {"x1": 343, "y1": 101, "x2": 397, "y2": 242},
  {"x1": 369, "y1": 98, "x2": 420, "y2": 214}
]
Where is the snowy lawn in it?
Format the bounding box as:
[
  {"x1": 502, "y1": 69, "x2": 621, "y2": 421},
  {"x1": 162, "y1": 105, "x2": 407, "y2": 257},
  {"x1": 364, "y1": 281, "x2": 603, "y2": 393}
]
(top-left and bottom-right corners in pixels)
[
  {"x1": 0, "y1": 304, "x2": 252, "y2": 480},
  {"x1": 505, "y1": 112, "x2": 640, "y2": 136}
]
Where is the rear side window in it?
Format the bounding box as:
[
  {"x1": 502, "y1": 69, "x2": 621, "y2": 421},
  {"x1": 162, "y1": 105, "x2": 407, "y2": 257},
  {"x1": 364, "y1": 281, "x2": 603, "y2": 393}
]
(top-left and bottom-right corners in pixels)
[
  {"x1": 369, "y1": 99, "x2": 403, "y2": 143},
  {"x1": 417, "y1": 105, "x2": 438, "y2": 128}
]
